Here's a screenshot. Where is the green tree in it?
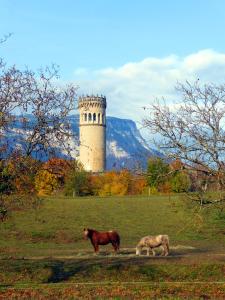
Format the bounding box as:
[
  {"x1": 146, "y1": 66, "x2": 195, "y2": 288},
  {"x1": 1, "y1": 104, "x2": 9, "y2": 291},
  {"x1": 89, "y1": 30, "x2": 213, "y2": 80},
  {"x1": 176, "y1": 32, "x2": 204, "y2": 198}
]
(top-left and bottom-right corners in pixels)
[
  {"x1": 171, "y1": 172, "x2": 191, "y2": 193},
  {"x1": 64, "y1": 161, "x2": 91, "y2": 196},
  {"x1": 64, "y1": 171, "x2": 91, "y2": 196},
  {"x1": 0, "y1": 160, "x2": 13, "y2": 194},
  {"x1": 146, "y1": 157, "x2": 169, "y2": 191}
]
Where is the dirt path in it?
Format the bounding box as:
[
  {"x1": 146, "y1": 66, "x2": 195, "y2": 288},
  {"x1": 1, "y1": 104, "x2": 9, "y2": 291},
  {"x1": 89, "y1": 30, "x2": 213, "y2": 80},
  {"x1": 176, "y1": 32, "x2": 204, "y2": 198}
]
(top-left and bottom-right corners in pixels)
[{"x1": 1, "y1": 246, "x2": 225, "y2": 263}]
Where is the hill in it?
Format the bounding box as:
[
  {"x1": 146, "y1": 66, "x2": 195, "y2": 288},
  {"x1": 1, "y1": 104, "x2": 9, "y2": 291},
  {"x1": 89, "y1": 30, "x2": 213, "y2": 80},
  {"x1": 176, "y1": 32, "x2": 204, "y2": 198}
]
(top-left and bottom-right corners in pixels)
[{"x1": 2, "y1": 115, "x2": 159, "y2": 169}]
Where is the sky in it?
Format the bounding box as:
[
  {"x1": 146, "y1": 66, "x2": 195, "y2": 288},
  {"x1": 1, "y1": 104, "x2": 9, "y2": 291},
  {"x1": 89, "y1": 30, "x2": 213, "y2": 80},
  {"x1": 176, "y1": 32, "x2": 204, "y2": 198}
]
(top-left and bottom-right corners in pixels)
[{"x1": 1, "y1": 0, "x2": 225, "y2": 127}]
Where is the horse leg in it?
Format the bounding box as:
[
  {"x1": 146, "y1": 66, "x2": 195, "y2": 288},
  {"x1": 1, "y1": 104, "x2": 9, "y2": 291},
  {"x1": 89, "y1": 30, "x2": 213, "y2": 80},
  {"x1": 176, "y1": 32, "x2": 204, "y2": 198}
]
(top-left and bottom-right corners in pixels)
[
  {"x1": 166, "y1": 242, "x2": 169, "y2": 256},
  {"x1": 116, "y1": 242, "x2": 120, "y2": 251},
  {"x1": 146, "y1": 247, "x2": 150, "y2": 256},
  {"x1": 160, "y1": 245, "x2": 165, "y2": 256},
  {"x1": 161, "y1": 243, "x2": 169, "y2": 256},
  {"x1": 112, "y1": 242, "x2": 118, "y2": 253},
  {"x1": 136, "y1": 246, "x2": 141, "y2": 255},
  {"x1": 164, "y1": 243, "x2": 169, "y2": 256},
  {"x1": 94, "y1": 244, "x2": 99, "y2": 254},
  {"x1": 151, "y1": 248, "x2": 156, "y2": 256}
]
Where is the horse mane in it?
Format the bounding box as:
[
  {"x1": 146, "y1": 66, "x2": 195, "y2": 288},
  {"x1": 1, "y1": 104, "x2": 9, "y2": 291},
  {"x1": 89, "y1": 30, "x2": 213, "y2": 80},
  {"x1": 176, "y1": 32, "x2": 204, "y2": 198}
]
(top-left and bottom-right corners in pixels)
[{"x1": 87, "y1": 228, "x2": 98, "y2": 238}]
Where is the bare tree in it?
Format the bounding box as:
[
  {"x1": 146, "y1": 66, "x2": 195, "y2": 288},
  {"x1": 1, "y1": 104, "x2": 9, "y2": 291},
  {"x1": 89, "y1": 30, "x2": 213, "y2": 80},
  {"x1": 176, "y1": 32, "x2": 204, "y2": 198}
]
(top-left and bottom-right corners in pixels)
[
  {"x1": 143, "y1": 80, "x2": 225, "y2": 206},
  {"x1": 0, "y1": 34, "x2": 31, "y2": 155},
  {"x1": 0, "y1": 35, "x2": 22, "y2": 129},
  {"x1": 0, "y1": 66, "x2": 28, "y2": 130},
  {"x1": 19, "y1": 65, "x2": 78, "y2": 158},
  {"x1": 0, "y1": 64, "x2": 78, "y2": 159},
  {"x1": 0, "y1": 33, "x2": 78, "y2": 158}
]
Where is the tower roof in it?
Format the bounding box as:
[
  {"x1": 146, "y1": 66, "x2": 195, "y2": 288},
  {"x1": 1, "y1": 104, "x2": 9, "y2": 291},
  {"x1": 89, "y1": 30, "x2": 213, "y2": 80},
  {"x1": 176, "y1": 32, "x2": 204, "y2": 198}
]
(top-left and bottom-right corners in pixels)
[{"x1": 78, "y1": 95, "x2": 106, "y2": 108}]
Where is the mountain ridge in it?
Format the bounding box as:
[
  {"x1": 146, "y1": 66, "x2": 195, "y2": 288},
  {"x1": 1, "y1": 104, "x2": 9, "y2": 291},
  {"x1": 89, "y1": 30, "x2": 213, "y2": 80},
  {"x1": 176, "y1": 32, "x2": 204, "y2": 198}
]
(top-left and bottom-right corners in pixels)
[{"x1": 1, "y1": 114, "x2": 158, "y2": 170}]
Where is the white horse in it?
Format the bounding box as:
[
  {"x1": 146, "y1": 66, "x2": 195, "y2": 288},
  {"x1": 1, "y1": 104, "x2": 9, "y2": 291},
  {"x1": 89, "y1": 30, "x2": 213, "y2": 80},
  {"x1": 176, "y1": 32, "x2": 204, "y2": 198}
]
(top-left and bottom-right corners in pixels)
[{"x1": 136, "y1": 235, "x2": 169, "y2": 256}]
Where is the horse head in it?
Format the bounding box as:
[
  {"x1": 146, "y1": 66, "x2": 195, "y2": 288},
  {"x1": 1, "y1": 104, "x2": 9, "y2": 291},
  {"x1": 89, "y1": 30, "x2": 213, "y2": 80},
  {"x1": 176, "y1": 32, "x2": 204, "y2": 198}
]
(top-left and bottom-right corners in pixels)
[{"x1": 83, "y1": 228, "x2": 89, "y2": 240}]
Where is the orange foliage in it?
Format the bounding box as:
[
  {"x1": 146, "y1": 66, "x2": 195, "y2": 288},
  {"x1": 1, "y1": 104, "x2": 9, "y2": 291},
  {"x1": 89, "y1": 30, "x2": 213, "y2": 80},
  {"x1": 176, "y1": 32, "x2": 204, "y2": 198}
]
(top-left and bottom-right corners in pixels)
[
  {"x1": 43, "y1": 158, "x2": 73, "y2": 184},
  {"x1": 35, "y1": 158, "x2": 74, "y2": 195},
  {"x1": 170, "y1": 159, "x2": 184, "y2": 171},
  {"x1": 6, "y1": 154, "x2": 40, "y2": 194},
  {"x1": 130, "y1": 177, "x2": 147, "y2": 195},
  {"x1": 158, "y1": 181, "x2": 172, "y2": 194}
]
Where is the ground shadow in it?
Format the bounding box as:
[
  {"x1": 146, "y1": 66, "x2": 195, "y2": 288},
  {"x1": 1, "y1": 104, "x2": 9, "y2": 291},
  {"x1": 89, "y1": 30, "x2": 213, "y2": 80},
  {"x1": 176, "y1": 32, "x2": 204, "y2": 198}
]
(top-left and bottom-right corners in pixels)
[{"x1": 46, "y1": 254, "x2": 183, "y2": 283}]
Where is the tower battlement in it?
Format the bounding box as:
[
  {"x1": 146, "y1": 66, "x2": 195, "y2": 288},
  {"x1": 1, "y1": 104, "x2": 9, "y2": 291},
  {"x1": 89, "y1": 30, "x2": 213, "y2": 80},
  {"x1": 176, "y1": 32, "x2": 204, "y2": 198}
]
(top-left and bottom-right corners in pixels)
[
  {"x1": 78, "y1": 95, "x2": 106, "y2": 172},
  {"x1": 78, "y1": 95, "x2": 106, "y2": 103}
]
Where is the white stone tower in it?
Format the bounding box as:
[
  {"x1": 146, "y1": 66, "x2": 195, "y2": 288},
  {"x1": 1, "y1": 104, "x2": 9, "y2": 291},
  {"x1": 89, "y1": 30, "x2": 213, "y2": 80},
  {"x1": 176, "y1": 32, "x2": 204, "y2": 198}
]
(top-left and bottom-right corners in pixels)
[{"x1": 78, "y1": 95, "x2": 106, "y2": 172}]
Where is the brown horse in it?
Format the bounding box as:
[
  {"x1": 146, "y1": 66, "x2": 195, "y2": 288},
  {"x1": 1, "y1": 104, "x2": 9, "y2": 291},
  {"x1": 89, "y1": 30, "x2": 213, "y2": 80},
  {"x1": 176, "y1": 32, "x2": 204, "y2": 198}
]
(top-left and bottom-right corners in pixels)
[{"x1": 83, "y1": 228, "x2": 120, "y2": 253}]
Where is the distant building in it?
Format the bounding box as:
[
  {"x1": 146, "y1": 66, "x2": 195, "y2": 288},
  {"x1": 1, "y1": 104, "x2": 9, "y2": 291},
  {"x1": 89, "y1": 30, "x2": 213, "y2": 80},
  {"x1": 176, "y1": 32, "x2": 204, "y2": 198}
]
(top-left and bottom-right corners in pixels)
[{"x1": 78, "y1": 95, "x2": 106, "y2": 172}]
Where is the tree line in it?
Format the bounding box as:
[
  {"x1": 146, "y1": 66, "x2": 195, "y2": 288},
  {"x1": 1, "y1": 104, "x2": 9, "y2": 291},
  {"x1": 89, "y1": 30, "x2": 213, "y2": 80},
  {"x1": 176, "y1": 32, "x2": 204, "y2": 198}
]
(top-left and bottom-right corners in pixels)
[{"x1": 0, "y1": 154, "x2": 211, "y2": 198}]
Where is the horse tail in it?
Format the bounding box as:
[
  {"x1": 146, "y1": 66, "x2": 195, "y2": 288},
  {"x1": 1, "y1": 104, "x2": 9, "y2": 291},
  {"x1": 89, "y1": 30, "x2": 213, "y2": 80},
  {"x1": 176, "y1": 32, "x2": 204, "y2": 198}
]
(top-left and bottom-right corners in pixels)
[
  {"x1": 113, "y1": 231, "x2": 120, "y2": 249},
  {"x1": 117, "y1": 232, "x2": 120, "y2": 249}
]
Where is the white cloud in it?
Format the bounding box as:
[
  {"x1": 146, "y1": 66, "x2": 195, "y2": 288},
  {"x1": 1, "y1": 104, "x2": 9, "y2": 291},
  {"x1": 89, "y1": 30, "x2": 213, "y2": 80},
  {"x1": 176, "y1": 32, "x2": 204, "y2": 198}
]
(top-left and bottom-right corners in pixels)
[
  {"x1": 183, "y1": 49, "x2": 225, "y2": 73},
  {"x1": 73, "y1": 49, "x2": 225, "y2": 124}
]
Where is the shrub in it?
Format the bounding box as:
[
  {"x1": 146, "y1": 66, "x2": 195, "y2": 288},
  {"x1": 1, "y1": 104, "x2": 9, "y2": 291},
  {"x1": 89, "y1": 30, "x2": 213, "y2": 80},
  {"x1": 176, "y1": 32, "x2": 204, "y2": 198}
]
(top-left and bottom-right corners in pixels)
[
  {"x1": 146, "y1": 157, "x2": 170, "y2": 190},
  {"x1": 171, "y1": 172, "x2": 191, "y2": 193},
  {"x1": 64, "y1": 170, "x2": 92, "y2": 196}
]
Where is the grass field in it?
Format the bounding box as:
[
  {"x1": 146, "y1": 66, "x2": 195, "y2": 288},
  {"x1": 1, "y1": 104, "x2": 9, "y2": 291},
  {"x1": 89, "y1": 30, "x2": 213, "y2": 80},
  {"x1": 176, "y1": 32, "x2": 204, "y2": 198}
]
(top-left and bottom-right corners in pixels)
[{"x1": 0, "y1": 194, "x2": 225, "y2": 298}]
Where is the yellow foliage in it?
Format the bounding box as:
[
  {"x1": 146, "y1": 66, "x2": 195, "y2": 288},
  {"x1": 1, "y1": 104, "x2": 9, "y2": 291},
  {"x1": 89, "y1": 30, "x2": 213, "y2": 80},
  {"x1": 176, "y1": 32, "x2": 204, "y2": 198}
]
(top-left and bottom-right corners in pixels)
[
  {"x1": 35, "y1": 170, "x2": 59, "y2": 196},
  {"x1": 149, "y1": 186, "x2": 158, "y2": 195},
  {"x1": 110, "y1": 182, "x2": 128, "y2": 196},
  {"x1": 96, "y1": 170, "x2": 131, "y2": 196},
  {"x1": 98, "y1": 183, "x2": 111, "y2": 197},
  {"x1": 90, "y1": 170, "x2": 147, "y2": 196}
]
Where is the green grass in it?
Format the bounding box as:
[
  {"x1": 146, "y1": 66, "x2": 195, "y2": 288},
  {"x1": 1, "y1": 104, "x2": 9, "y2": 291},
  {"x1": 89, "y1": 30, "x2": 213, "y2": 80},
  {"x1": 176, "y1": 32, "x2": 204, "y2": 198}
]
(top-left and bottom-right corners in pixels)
[
  {"x1": 0, "y1": 194, "x2": 225, "y2": 257},
  {"x1": 1, "y1": 194, "x2": 225, "y2": 298},
  {"x1": 0, "y1": 259, "x2": 224, "y2": 285}
]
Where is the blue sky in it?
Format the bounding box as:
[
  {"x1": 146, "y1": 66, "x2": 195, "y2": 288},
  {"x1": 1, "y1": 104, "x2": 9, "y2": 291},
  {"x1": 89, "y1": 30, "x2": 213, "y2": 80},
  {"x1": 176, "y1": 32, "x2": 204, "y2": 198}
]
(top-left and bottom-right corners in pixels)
[{"x1": 1, "y1": 0, "x2": 225, "y2": 122}]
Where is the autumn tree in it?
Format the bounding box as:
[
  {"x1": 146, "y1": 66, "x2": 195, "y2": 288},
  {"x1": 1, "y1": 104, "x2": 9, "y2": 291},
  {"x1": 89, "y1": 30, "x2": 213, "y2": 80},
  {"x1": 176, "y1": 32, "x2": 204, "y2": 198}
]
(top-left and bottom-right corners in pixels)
[
  {"x1": 43, "y1": 158, "x2": 73, "y2": 186},
  {"x1": 35, "y1": 169, "x2": 59, "y2": 196},
  {"x1": 95, "y1": 170, "x2": 134, "y2": 196},
  {"x1": 0, "y1": 153, "x2": 41, "y2": 219},
  {"x1": 129, "y1": 175, "x2": 147, "y2": 195},
  {"x1": 143, "y1": 81, "x2": 225, "y2": 205},
  {"x1": 35, "y1": 158, "x2": 76, "y2": 196},
  {"x1": 6, "y1": 152, "x2": 40, "y2": 194}
]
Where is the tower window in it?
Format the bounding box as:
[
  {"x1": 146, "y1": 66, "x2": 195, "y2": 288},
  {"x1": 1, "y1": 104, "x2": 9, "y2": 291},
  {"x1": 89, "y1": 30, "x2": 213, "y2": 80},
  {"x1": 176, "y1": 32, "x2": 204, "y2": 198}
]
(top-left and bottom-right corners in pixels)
[
  {"x1": 93, "y1": 113, "x2": 96, "y2": 122},
  {"x1": 84, "y1": 113, "x2": 87, "y2": 122},
  {"x1": 102, "y1": 113, "x2": 105, "y2": 124},
  {"x1": 98, "y1": 113, "x2": 100, "y2": 123},
  {"x1": 88, "y1": 113, "x2": 92, "y2": 122}
]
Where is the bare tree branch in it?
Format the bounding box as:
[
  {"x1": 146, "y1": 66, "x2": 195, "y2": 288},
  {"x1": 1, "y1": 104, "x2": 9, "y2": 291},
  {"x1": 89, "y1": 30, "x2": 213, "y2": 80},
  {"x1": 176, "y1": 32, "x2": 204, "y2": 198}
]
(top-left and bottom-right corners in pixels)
[{"x1": 143, "y1": 80, "x2": 225, "y2": 206}]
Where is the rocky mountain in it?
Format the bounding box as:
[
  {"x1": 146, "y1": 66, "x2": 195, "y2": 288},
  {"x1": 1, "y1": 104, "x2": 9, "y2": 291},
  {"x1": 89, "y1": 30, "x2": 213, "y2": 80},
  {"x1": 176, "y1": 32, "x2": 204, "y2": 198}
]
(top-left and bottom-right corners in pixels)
[
  {"x1": 64, "y1": 115, "x2": 159, "y2": 170},
  {"x1": 105, "y1": 116, "x2": 159, "y2": 169},
  {"x1": 1, "y1": 115, "x2": 159, "y2": 170}
]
